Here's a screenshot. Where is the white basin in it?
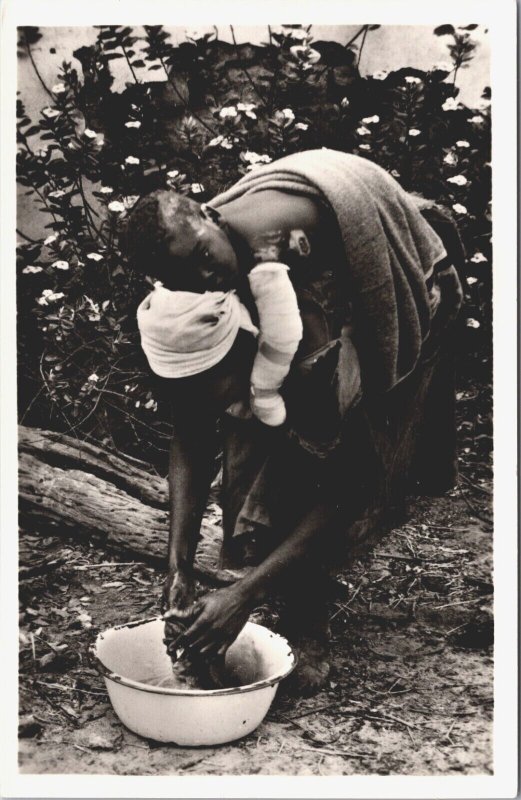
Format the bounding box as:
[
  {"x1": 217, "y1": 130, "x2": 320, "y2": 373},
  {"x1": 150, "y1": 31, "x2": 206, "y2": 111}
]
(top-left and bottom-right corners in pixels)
[{"x1": 92, "y1": 617, "x2": 296, "y2": 746}]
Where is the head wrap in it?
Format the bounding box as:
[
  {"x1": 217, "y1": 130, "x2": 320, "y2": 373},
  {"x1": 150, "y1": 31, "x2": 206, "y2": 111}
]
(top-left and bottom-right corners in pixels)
[{"x1": 137, "y1": 285, "x2": 258, "y2": 379}]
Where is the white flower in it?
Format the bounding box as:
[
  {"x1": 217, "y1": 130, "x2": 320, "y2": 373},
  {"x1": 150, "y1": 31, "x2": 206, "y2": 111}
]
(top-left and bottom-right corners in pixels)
[
  {"x1": 361, "y1": 115, "x2": 379, "y2": 124},
  {"x1": 52, "y1": 260, "x2": 69, "y2": 270},
  {"x1": 341, "y1": 97, "x2": 350, "y2": 108},
  {"x1": 99, "y1": 186, "x2": 113, "y2": 194},
  {"x1": 166, "y1": 169, "x2": 180, "y2": 178},
  {"x1": 23, "y1": 265, "x2": 43, "y2": 274},
  {"x1": 242, "y1": 151, "x2": 271, "y2": 165},
  {"x1": 42, "y1": 107, "x2": 60, "y2": 119},
  {"x1": 470, "y1": 252, "x2": 488, "y2": 263},
  {"x1": 208, "y1": 135, "x2": 223, "y2": 147},
  {"x1": 469, "y1": 115, "x2": 484, "y2": 124},
  {"x1": 135, "y1": 400, "x2": 141, "y2": 408},
  {"x1": 125, "y1": 120, "x2": 141, "y2": 129},
  {"x1": 83, "y1": 128, "x2": 98, "y2": 139},
  {"x1": 237, "y1": 102, "x2": 257, "y2": 119},
  {"x1": 125, "y1": 385, "x2": 130, "y2": 392},
  {"x1": 443, "y1": 152, "x2": 457, "y2": 165},
  {"x1": 122, "y1": 196, "x2": 139, "y2": 210},
  {"x1": 455, "y1": 140, "x2": 470, "y2": 148},
  {"x1": 452, "y1": 203, "x2": 468, "y2": 215},
  {"x1": 88, "y1": 373, "x2": 99, "y2": 382},
  {"x1": 295, "y1": 122, "x2": 309, "y2": 131},
  {"x1": 408, "y1": 128, "x2": 421, "y2": 136},
  {"x1": 144, "y1": 398, "x2": 158, "y2": 411},
  {"x1": 442, "y1": 97, "x2": 459, "y2": 111},
  {"x1": 37, "y1": 289, "x2": 64, "y2": 305},
  {"x1": 220, "y1": 137, "x2": 233, "y2": 149},
  {"x1": 86, "y1": 252, "x2": 103, "y2": 262},
  {"x1": 281, "y1": 108, "x2": 295, "y2": 122},
  {"x1": 283, "y1": 27, "x2": 310, "y2": 41},
  {"x1": 372, "y1": 70, "x2": 388, "y2": 80},
  {"x1": 290, "y1": 45, "x2": 321, "y2": 65},
  {"x1": 446, "y1": 174, "x2": 467, "y2": 186},
  {"x1": 108, "y1": 200, "x2": 126, "y2": 214},
  {"x1": 125, "y1": 155, "x2": 140, "y2": 165},
  {"x1": 405, "y1": 75, "x2": 422, "y2": 84},
  {"x1": 52, "y1": 82, "x2": 67, "y2": 94},
  {"x1": 357, "y1": 126, "x2": 371, "y2": 136},
  {"x1": 359, "y1": 143, "x2": 371, "y2": 150},
  {"x1": 44, "y1": 234, "x2": 57, "y2": 245},
  {"x1": 191, "y1": 183, "x2": 204, "y2": 194},
  {"x1": 466, "y1": 276, "x2": 478, "y2": 285},
  {"x1": 219, "y1": 106, "x2": 237, "y2": 119},
  {"x1": 466, "y1": 318, "x2": 480, "y2": 329},
  {"x1": 48, "y1": 190, "x2": 66, "y2": 199},
  {"x1": 37, "y1": 147, "x2": 48, "y2": 158},
  {"x1": 85, "y1": 296, "x2": 101, "y2": 321}
]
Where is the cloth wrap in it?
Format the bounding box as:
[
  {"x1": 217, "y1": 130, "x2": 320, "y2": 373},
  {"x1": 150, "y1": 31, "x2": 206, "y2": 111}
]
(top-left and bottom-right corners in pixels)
[
  {"x1": 137, "y1": 271, "x2": 303, "y2": 428},
  {"x1": 137, "y1": 286, "x2": 258, "y2": 379},
  {"x1": 211, "y1": 148, "x2": 447, "y2": 392}
]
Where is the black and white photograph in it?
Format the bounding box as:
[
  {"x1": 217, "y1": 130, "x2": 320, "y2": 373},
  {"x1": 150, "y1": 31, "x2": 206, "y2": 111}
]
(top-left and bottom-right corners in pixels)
[{"x1": 1, "y1": 0, "x2": 517, "y2": 796}]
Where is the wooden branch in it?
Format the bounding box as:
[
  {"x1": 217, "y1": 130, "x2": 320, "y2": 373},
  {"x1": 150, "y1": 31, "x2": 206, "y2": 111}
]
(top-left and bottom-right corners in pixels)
[{"x1": 18, "y1": 426, "x2": 246, "y2": 586}]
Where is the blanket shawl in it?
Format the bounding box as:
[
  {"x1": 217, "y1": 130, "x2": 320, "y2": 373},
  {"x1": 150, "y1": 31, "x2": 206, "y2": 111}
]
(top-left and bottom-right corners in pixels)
[{"x1": 211, "y1": 148, "x2": 447, "y2": 392}]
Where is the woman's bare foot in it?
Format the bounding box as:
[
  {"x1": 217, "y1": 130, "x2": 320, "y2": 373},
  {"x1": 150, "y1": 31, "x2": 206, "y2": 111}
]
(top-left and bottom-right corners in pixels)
[{"x1": 284, "y1": 633, "x2": 331, "y2": 696}]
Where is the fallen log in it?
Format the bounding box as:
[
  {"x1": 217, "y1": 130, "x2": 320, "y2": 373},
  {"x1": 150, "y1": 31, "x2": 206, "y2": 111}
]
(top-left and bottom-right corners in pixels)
[{"x1": 18, "y1": 426, "x2": 246, "y2": 585}]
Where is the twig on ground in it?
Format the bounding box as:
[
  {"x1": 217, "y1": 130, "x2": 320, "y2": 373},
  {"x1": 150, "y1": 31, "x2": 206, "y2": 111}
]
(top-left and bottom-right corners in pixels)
[
  {"x1": 459, "y1": 490, "x2": 492, "y2": 525},
  {"x1": 34, "y1": 680, "x2": 106, "y2": 697},
  {"x1": 295, "y1": 745, "x2": 369, "y2": 759},
  {"x1": 287, "y1": 703, "x2": 339, "y2": 720},
  {"x1": 73, "y1": 562, "x2": 140, "y2": 570},
  {"x1": 374, "y1": 552, "x2": 420, "y2": 562},
  {"x1": 279, "y1": 713, "x2": 340, "y2": 746},
  {"x1": 459, "y1": 473, "x2": 492, "y2": 496},
  {"x1": 433, "y1": 597, "x2": 483, "y2": 611}
]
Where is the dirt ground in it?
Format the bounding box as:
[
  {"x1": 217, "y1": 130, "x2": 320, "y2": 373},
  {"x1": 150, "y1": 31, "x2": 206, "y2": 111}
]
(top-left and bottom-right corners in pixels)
[{"x1": 18, "y1": 383, "x2": 493, "y2": 776}]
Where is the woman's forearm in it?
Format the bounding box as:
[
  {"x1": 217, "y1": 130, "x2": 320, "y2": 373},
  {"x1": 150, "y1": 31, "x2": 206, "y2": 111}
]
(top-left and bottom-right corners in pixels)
[
  {"x1": 168, "y1": 417, "x2": 218, "y2": 575},
  {"x1": 234, "y1": 500, "x2": 335, "y2": 606}
]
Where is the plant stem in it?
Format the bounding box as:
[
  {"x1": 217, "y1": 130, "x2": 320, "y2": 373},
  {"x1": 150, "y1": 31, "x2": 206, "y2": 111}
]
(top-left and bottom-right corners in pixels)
[
  {"x1": 25, "y1": 38, "x2": 53, "y2": 99},
  {"x1": 17, "y1": 228, "x2": 39, "y2": 244},
  {"x1": 121, "y1": 43, "x2": 139, "y2": 83},
  {"x1": 357, "y1": 26, "x2": 369, "y2": 68}
]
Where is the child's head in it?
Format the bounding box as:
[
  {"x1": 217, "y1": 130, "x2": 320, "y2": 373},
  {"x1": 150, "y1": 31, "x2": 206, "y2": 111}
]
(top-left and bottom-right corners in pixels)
[{"x1": 123, "y1": 190, "x2": 240, "y2": 292}]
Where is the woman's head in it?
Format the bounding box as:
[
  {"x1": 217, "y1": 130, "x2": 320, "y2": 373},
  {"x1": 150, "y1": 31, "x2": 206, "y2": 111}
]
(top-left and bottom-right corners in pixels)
[{"x1": 124, "y1": 189, "x2": 240, "y2": 292}]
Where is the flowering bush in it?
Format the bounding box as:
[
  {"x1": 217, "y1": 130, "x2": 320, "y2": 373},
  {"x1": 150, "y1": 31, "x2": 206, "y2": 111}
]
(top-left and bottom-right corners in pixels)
[{"x1": 17, "y1": 24, "x2": 491, "y2": 463}]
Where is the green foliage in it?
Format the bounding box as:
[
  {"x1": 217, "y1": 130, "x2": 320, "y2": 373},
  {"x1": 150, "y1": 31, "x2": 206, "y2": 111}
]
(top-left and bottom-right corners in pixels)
[{"x1": 16, "y1": 24, "x2": 491, "y2": 464}]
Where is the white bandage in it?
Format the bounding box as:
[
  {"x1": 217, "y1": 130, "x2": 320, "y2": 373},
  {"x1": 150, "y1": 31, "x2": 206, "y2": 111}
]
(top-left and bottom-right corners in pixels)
[{"x1": 247, "y1": 262, "x2": 303, "y2": 426}]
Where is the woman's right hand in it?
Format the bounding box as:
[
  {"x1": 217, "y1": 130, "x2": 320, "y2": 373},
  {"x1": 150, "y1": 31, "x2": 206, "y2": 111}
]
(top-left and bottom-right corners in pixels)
[
  {"x1": 162, "y1": 570, "x2": 195, "y2": 615},
  {"x1": 161, "y1": 571, "x2": 196, "y2": 657}
]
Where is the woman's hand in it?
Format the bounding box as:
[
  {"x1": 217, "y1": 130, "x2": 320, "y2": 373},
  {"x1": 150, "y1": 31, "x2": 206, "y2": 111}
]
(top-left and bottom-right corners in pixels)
[
  {"x1": 171, "y1": 585, "x2": 253, "y2": 658},
  {"x1": 161, "y1": 570, "x2": 195, "y2": 615},
  {"x1": 161, "y1": 571, "x2": 197, "y2": 657}
]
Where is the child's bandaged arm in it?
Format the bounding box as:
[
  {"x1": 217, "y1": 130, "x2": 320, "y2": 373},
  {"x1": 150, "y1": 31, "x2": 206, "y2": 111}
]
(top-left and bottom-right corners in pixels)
[{"x1": 247, "y1": 262, "x2": 303, "y2": 426}]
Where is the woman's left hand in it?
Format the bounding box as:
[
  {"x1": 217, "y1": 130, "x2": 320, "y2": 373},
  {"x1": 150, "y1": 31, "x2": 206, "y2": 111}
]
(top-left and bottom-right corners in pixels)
[{"x1": 173, "y1": 585, "x2": 253, "y2": 657}]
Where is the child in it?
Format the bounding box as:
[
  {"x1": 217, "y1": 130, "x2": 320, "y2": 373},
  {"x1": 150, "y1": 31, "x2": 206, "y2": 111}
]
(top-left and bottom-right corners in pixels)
[{"x1": 129, "y1": 191, "x2": 303, "y2": 426}]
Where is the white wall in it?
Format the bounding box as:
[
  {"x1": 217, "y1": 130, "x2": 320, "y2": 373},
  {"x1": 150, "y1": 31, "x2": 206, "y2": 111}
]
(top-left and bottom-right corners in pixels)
[{"x1": 18, "y1": 24, "x2": 490, "y2": 118}]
